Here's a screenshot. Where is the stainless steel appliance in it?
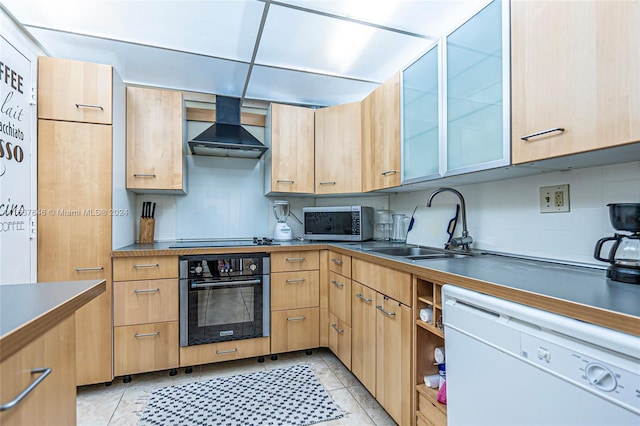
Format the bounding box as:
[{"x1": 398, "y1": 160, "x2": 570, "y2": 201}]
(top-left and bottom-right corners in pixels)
[
  {"x1": 594, "y1": 203, "x2": 640, "y2": 284},
  {"x1": 302, "y1": 205, "x2": 374, "y2": 241},
  {"x1": 179, "y1": 253, "x2": 270, "y2": 347}
]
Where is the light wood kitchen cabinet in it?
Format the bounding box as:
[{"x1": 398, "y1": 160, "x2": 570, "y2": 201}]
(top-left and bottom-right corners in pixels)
[
  {"x1": 511, "y1": 0, "x2": 640, "y2": 164},
  {"x1": 329, "y1": 271, "x2": 351, "y2": 326},
  {"x1": 37, "y1": 56, "x2": 112, "y2": 124},
  {"x1": 270, "y1": 270, "x2": 319, "y2": 311},
  {"x1": 351, "y1": 281, "x2": 377, "y2": 396},
  {"x1": 0, "y1": 315, "x2": 76, "y2": 426},
  {"x1": 114, "y1": 322, "x2": 179, "y2": 377},
  {"x1": 328, "y1": 250, "x2": 352, "y2": 278},
  {"x1": 37, "y1": 118, "x2": 113, "y2": 386},
  {"x1": 328, "y1": 312, "x2": 352, "y2": 369},
  {"x1": 126, "y1": 86, "x2": 186, "y2": 193},
  {"x1": 271, "y1": 307, "x2": 320, "y2": 354},
  {"x1": 264, "y1": 103, "x2": 315, "y2": 194},
  {"x1": 361, "y1": 72, "x2": 401, "y2": 192},
  {"x1": 328, "y1": 251, "x2": 352, "y2": 368},
  {"x1": 315, "y1": 102, "x2": 362, "y2": 194}
]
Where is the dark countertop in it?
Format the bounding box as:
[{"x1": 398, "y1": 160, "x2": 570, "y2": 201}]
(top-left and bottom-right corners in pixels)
[{"x1": 0, "y1": 279, "x2": 106, "y2": 361}]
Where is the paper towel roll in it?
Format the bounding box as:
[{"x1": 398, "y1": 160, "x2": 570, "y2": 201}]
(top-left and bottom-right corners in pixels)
[
  {"x1": 423, "y1": 374, "x2": 440, "y2": 389},
  {"x1": 434, "y1": 347, "x2": 445, "y2": 364},
  {"x1": 419, "y1": 307, "x2": 433, "y2": 324}
]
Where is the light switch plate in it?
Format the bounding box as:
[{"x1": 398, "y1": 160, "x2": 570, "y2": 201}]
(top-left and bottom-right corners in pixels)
[{"x1": 540, "y1": 184, "x2": 570, "y2": 213}]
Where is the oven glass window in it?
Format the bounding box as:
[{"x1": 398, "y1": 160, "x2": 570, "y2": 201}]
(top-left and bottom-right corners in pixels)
[{"x1": 197, "y1": 287, "x2": 255, "y2": 327}]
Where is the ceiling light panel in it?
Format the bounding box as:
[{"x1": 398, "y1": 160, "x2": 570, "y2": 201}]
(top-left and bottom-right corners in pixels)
[
  {"x1": 256, "y1": 3, "x2": 433, "y2": 83},
  {"x1": 27, "y1": 28, "x2": 250, "y2": 96},
  {"x1": 2, "y1": 0, "x2": 265, "y2": 62},
  {"x1": 278, "y1": 0, "x2": 492, "y2": 38},
  {"x1": 246, "y1": 65, "x2": 378, "y2": 106}
]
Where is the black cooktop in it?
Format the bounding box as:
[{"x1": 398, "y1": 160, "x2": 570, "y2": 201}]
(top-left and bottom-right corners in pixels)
[{"x1": 168, "y1": 238, "x2": 279, "y2": 249}]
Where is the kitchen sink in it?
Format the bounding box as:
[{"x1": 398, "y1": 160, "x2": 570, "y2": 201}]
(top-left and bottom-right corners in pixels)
[{"x1": 365, "y1": 245, "x2": 476, "y2": 260}]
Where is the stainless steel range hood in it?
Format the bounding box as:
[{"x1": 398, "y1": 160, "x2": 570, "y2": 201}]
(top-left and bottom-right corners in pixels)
[{"x1": 188, "y1": 96, "x2": 268, "y2": 159}]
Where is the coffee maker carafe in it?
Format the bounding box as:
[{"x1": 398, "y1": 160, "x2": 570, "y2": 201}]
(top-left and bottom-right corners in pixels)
[{"x1": 594, "y1": 203, "x2": 640, "y2": 284}]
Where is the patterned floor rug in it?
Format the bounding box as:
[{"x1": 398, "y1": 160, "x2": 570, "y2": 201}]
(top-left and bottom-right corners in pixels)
[{"x1": 139, "y1": 364, "x2": 343, "y2": 426}]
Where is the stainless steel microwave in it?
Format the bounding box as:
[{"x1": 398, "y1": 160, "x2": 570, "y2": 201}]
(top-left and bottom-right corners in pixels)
[{"x1": 302, "y1": 206, "x2": 374, "y2": 241}]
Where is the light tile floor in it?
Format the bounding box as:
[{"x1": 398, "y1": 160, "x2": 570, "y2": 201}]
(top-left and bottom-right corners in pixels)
[{"x1": 77, "y1": 348, "x2": 397, "y2": 425}]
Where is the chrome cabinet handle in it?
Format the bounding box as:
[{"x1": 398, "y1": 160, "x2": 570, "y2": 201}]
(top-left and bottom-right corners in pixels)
[
  {"x1": 133, "y1": 263, "x2": 159, "y2": 268},
  {"x1": 75, "y1": 103, "x2": 104, "y2": 110},
  {"x1": 331, "y1": 280, "x2": 344, "y2": 289},
  {"x1": 332, "y1": 324, "x2": 344, "y2": 334},
  {"x1": 134, "y1": 332, "x2": 160, "y2": 338},
  {"x1": 191, "y1": 279, "x2": 261, "y2": 289},
  {"x1": 75, "y1": 266, "x2": 104, "y2": 271},
  {"x1": 520, "y1": 127, "x2": 565, "y2": 141},
  {"x1": 286, "y1": 278, "x2": 306, "y2": 284},
  {"x1": 287, "y1": 316, "x2": 306, "y2": 321},
  {"x1": 133, "y1": 173, "x2": 157, "y2": 178},
  {"x1": 381, "y1": 170, "x2": 397, "y2": 176},
  {"x1": 134, "y1": 288, "x2": 160, "y2": 293},
  {"x1": 356, "y1": 293, "x2": 372, "y2": 303},
  {"x1": 277, "y1": 179, "x2": 294, "y2": 184},
  {"x1": 319, "y1": 181, "x2": 336, "y2": 185},
  {"x1": 286, "y1": 257, "x2": 305, "y2": 262},
  {"x1": 376, "y1": 305, "x2": 396, "y2": 317},
  {"x1": 0, "y1": 368, "x2": 51, "y2": 412},
  {"x1": 216, "y1": 348, "x2": 238, "y2": 355},
  {"x1": 331, "y1": 258, "x2": 343, "y2": 265}
]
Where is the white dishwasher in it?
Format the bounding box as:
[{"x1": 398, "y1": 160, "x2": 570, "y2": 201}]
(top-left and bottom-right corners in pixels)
[{"x1": 442, "y1": 285, "x2": 640, "y2": 426}]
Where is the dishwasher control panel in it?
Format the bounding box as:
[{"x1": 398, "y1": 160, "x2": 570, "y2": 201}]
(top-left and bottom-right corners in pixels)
[{"x1": 520, "y1": 333, "x2": 640, "y2": 413}]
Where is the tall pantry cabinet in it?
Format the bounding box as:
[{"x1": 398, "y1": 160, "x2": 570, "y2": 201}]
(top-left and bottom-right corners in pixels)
[{"x1": 37, "y1": 56, "x2": 114, "y2": 386}]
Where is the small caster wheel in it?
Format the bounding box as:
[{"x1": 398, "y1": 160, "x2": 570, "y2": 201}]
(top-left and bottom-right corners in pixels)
[
  {"x1": 169, "y1": 369, "x2": 177, "y2": 376},
  {"x1": 305, "y1": 350, "x2": 313, "y2": 356},
  {"x1": 258, "y1": 356, "x2": 265, "y2": 363},
  {"x1": 123, "y1": 375, "x2": 132, "y2": 383},
  {"x1": 185, "y1": 366, "x2": 193, "y2": 374},
  {"x1": 271, "y1": 354, "x2": 278, "y2": 361},
  {"x1": 105, "y1": 381, "x2": 113, "y2": 387}
]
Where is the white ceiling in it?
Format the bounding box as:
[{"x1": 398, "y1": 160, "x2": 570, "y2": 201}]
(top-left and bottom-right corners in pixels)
[{"x1": 1, "y1": 0, "x2": 491, "y2": 107}]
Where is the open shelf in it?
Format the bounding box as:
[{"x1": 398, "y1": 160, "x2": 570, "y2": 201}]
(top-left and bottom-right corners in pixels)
[{"x1": 416, "y1": 319, "x2": 445, "y2": 338}]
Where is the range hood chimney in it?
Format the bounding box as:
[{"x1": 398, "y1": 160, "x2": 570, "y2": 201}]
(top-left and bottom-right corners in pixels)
[{"x1": 188, "y1": 96, "x2": 268, "y2": 159}]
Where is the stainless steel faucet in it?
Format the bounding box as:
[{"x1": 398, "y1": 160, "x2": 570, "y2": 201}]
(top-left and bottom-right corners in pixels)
[{"x1": 427, "y1": 187, "x2": 473, "y2": 250}]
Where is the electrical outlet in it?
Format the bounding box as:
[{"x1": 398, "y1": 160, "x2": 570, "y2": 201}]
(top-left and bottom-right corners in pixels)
[{"x1": 540, "y1": 184, "x2": 570, "y2": 213}]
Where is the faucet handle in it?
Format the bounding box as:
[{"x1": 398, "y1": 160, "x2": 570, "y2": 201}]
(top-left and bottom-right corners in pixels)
[{"x1": 449, "y1": 236, "x2": 473, "y2": 249}]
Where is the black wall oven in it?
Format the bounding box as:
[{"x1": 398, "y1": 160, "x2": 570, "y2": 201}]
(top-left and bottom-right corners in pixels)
[{"x1": 179, "y1": 253, "x2": 270, "y2": 347}]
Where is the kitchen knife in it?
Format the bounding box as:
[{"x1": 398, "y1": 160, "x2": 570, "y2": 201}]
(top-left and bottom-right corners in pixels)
[{"x1": 151, "y1": 202, "x2": 156, "y2": 219}]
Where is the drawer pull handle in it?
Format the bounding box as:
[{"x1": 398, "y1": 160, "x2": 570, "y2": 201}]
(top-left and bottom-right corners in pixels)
[
  {"x1": 133, "y1": 173, "x2": 157, "y2": 178},
  {"x1": 286, "y1": 278, "x2": 306, "y2": 284},
  {"x1": 376, "y1": 305, "x2": 396, "y2": 317},
  {"x1": 319, "y1": 181, "x2": 336, "y2": 186},
  {"x1": 0, "y1": 368, "x2": 51, "y2": 412},
  {"x1": 381, "y1": 170, "x2": 397, "y2": 176},
  {"x1": 331, "y1": 280, "x2": 344, "y2": 289},
  {"x1": 75, "y1": 266, "x2": 104, "y2": 272},
  {"x1": 134, "y1": 288, "x2": 160, "y2": 293},
  {"x1": 331, "y1": 258, "x2": 344, "y2": 265},
  {"x1": 356, "y1": 293, "x2": 372, "y2": 303},
  {"x1": 520, "y1": 127, "x2": 565, "y2": 141},
  {"x1": 285, "y1": 257, "x2": 305, "y2": 262},
  {"x1": 277, "y1": 179, "x2": 294, "y2": 184},
  {"x1": 134, "y1": 332, "x2": 160, "y2": 338},
  {"x1": 75, "y1": 103, "x2": 104, "y2": 110},
  {"x1": 216, "y1": 348, "x2": 238, "y2": 355},
  {"x1": 331, "y1": 324, "x2": 344, "y2": 334},
  {"x1": 133, "y1": 263, "x2": 159, "y2": 268},
  {"x1": 287, "y1": 316, "x2": 306, "y2": 321}
]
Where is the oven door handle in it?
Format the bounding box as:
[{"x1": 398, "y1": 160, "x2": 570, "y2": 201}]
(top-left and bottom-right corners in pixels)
[{"x1": 190, "y1": 279, "x2": 261, "y2": 289}]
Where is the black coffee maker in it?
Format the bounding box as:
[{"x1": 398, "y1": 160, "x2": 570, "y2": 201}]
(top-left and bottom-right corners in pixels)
[{"x1": 594, "y1": 203, "x2": 640, "y2": 284}]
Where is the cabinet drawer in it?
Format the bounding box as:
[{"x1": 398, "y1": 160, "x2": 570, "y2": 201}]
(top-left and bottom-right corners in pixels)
[
  {"x1": 271, "y1": 271, "x2": 319, "y2": 310},
  {"x1": 113, "y1": 279, "x2": 178, "y2": 326},
  {"x1": 329, "y1": 271, "x2": 351, "y2": 325},
  {"x1": 114, "y1": 321, "x2": 179, "y2": 376},
  {"x1": 179, "y1": 337, "x2": 271, "y2": 367},
  {"x1": 328, "y1": 313, "x2": 351, "y2": 369},
  {"x1": 271, "y1": 307, "x2": 319, "y2": 353},
  {"x1": 38, "y1": 56, "x2": 112, "y2": 124},
  {"x1": 271, "y1": 251, "x2": 319, "y2": 272},
  {"x1": 328, "y1": 251, "x2": 351, "y2": 278},
  {"x1": 352, "y1": 258, "x2": 412, "y2": 306},
  {"x1": 418, "y1": 392, "x2": 447, "y2": 426},
  {"x1": 113, "y1": 256, "x2": 178, "y2": 281}
]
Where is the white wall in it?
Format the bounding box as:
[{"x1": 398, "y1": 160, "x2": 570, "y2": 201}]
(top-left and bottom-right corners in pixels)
[{"x1": 390, "y1": 160, "x2": 640, "y2": 266}]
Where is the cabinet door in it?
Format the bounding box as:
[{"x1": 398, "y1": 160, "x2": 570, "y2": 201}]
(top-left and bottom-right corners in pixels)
[
  {"x1": 329, "y1": 271, "x2": 351, "y2": 325},
  {"x1": 271, "y1": 307, "x2": 319, "y2": 353},
  {"x1": 315, "y1": 102, "x2": 362, "y2": 194},
  {"x1": 268, "y1": 103, "x2": 315, "y2": 194},
  {"x1": 126, "y1": 86, "x2": 185, "y2": 192},
  {"x1": 113, "y1": 279, "x2": 179, "y2": 326},
  {"x1": 37, "y1": 119, "x2": 113, "y2": 386},
  {"x1": 37, "y1": 56, "x2": 112, "y2": 124},
  {"x1": 376, "y1": 293, "x2": 412, "y2": 426},
  {"x1": 114, "y1": 321, "x2": 179, "y2": 376},
  {"x1": 511, "y1": 0, "x2": 640, "y2": 164},
  {"x1": 362, "y1": 73, "x2": 401, "y2": 192},
  {"x1": 271, "y1": 271, "x2": 319, "y2": 311},
  {"x1": 351, "y1": 282, "x2": 377, "y2": 396},
  {"x1": 328, "y1": 313, "x2": 352, "y2": 369}
]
